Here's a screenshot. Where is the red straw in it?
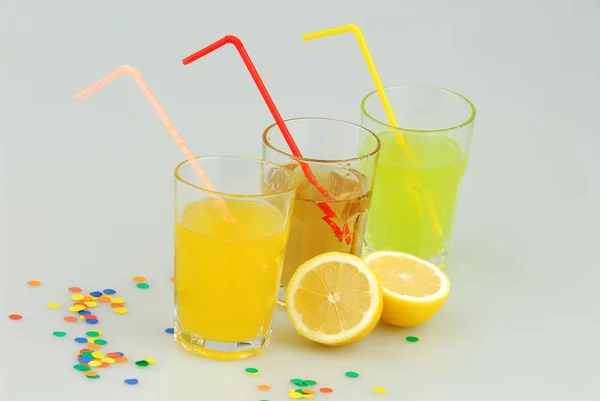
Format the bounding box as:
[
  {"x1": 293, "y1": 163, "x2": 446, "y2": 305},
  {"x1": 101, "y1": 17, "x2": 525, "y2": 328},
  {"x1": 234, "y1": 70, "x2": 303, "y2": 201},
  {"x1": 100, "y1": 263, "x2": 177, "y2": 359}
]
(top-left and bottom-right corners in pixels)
[{"x1": 182, "y1": 35, "x2": 335, "y2": 203}]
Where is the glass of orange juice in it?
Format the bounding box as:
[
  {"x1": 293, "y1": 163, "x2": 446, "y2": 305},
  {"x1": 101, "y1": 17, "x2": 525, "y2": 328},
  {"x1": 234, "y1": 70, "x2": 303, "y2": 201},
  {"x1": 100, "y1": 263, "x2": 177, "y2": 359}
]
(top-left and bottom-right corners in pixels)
[
  {"x1": 174, "y1": 155, "x2": 297, "y2": 360},
  {"x1": 262, "y1": 117, "x2": 381, "y2": 306}
]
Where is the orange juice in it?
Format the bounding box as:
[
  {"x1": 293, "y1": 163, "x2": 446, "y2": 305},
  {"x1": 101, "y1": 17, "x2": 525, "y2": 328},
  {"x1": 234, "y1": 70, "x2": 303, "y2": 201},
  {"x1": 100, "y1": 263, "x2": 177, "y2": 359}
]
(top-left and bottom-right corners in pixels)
[{"x1": 174, "y1": 198, "x2": 289, "y2": 358}]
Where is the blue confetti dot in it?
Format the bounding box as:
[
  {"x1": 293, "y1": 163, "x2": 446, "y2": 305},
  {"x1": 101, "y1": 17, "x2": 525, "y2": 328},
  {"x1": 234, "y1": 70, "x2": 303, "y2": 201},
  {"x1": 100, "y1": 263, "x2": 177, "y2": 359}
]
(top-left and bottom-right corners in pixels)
[
  {"x1": 79, "y1": 310, "x2": 91, "y2": 316},
  {"x1": 165, "y1": 328, "x2": 174, "y2": 334},
  {"x1": 85, "y1": 319, "x2": 99, "y2": 325},
  {"x1": 90, "y1": 291, "x2": 103, "y2": 297},
  {"x1": 124, "y1": 378, "x2": 139, "y2": 385},
  {"x1": 103, "y1": 289, "x2": 116, "y2": 295},
  {"x1": 115, "y1": 352, "x2": 124, "y2": 356},
  {"x1": 74, "y1": 337, "x2": 88, "y2": 343},
  {"x1": 78, "y1": 356, "x2": 93, "y2": 363}
]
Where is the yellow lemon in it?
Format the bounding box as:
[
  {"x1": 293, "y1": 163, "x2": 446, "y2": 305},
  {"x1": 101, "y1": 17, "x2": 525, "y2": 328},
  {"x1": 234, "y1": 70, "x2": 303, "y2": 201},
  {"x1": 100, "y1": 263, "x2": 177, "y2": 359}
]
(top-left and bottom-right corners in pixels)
[
  {"x1": 286, "y1": 252, "x2": 383, "y2": 346},
  {"x1": 363, "y1": 251, "x2": 450, "y2": 327}
]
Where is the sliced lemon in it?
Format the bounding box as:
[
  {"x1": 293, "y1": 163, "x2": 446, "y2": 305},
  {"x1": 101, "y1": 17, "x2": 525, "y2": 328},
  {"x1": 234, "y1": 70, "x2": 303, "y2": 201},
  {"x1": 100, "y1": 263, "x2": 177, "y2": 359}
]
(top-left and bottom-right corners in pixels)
[
  {"x1": 363, "y1": 251, "x2": 450, "y2": 327},
  {"x1": 286, "y1": 252, "x2": 383, "y2": 346}
]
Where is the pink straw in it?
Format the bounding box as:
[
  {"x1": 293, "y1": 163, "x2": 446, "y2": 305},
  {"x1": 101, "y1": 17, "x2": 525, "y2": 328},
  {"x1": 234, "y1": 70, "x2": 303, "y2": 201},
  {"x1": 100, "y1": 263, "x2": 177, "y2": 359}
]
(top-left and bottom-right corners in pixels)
[{"x1": 74, "y1": 65, "x2": 234, "y2": 222}]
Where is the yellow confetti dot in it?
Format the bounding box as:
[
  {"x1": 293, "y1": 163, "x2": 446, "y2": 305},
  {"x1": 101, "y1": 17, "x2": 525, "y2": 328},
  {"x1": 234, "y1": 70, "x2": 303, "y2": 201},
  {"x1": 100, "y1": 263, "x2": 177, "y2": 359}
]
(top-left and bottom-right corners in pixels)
[
  {"x1": 91, "y1": 352, "x2": 104, "y2": 359},
  {"x1": 71, "y1": 294, "x2": 85, "y2": 301},
  {"x1": 101, "y1": 358, "x2": 115, "y2": 364},
  {"x1": 69, "y1": 305, "x2": 86, "y2": 312},
  {"x1": 80, "y1": 316, "x2": 86, "y2": 320},
  {"x1": 288, "y1": 391, "x2": 303, "y2": 399},
  {"x1": 114, "y1": 307, "x2": 128, "y2": 314},
  {"x1": 88, "y1": 360, "x2": 102, "y2": 367},
  {"x1": 111, "y1": 297, "x2": 125, "y2": 304},
  {"x1": 47, "y1": 302, "x2": 61, "y2": 309},
  {"x1": 93, "y1": 330, "x2": 104, "y2": 336},
  {"x1": 144, "y1": 358, "x2": 156, "y2": 365},
  {"x1": 373, "y1": 387, "x2": 387, "y2": 394},
  {"x1": 84, "y1": 301, "x2": 98, "y2": 308}
]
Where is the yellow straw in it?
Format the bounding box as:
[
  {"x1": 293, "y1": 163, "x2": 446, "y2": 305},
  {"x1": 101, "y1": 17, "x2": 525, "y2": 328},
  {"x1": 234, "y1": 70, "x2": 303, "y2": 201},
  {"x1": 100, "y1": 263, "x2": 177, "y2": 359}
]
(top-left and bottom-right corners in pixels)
[{"x1": 302, "y1": 24, "x2": 442, "y2": 236}]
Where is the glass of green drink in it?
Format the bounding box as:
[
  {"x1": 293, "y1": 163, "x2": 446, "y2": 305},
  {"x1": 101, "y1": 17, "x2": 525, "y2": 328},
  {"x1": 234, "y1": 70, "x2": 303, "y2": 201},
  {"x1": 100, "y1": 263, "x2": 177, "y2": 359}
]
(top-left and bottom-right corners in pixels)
[{"x1": 361, "y1": 85, "x2": 476, "y2": 266}]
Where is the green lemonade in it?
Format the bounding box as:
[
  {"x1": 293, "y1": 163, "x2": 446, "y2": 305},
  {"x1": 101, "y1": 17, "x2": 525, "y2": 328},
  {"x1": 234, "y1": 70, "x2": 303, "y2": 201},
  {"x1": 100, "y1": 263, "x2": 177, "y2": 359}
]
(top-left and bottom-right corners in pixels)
[{"x1": 365, "y1": 132, "x2": 467, "y2": 261}]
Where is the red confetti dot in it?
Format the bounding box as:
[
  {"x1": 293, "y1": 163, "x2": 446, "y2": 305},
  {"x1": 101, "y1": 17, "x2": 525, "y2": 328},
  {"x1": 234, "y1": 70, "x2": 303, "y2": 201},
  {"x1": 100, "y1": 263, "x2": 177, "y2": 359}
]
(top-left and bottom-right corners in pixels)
[
  {"x1": 320, "y1": 388, "x2": 334, "y2": 393},
  {"x1": 107, "y1": 352, "x2": 121, "y2": 358},
  {"x1": 64, "y1": 316, "x2": 78, "y2": 322},
  {"x1": 8, "y1": 314, "x2": 22, "y2": 320},
  {"x1": 69, "y1": 287, "x2": 82, "y2": 293},
  {"x1": 98, "y1": 362, "x2": 111, "y2": 368},
  {"x1": 84, "y1": 314, "x2": 98, "y2": 320},
  {"x1": 111, "y1": 303, "x2": 124, "y2": 308}
]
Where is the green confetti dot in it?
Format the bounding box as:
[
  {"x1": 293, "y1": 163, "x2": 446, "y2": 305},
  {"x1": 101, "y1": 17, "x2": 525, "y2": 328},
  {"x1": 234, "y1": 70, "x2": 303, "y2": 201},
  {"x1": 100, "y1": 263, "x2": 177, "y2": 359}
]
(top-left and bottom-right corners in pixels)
[
  {"x1": 245, "y1": 367, "x2": 259, "y2": 374},
  {"x1": 94, "y1": 339, "x2": 108, "y2": 345},
  {"x1": 304, "y1": 380, "x2": 317, "y2": 386},
  {"x1": 86, "y1": 375, "x2": 100, "y2": 379},
  {"x1": 291, "y1": 379, "x2": 304, "y2": 385},
  {"x1": 345, "y1": 371, "x2": 359, "y2": 378},
  {"x1": 86, "y1": 331, "x2": 100, "y2": 337},
  {"x1": 53, "y1": 331, "x2": 66, "y2": 337},
  {"x1": 81, "y1": 352, "x2": 94, "y2": 358},
  {"x1": 135, "y1": 360, "x2": 150, "y2": 367},
  {"x1": 295, "y1": 389, "x2": 309, "y2": 395},
  {"x1": 406, "y1": 336, "x2": 420, "y2": 343},
  {"x1": 73, "y1": 364, "x2": 91, "y2": 372},
  {"x1": 136, "y1": 283, "x2": 150, "y2": 289}
]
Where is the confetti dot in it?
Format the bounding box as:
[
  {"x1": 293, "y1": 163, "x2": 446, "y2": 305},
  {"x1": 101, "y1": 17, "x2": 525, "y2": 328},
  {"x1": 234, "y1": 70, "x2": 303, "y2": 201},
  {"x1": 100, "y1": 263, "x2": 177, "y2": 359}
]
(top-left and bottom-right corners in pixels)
[
  {"x1": 78, "y1": 356, "x2": 93, "y2": 363},
  {"x1": 107, "y1": 352, "x2": 121, "y2": 358},
  {"x1": 136, "y1": 283, "x2": 150, "y2": 290},
  {"x1": 115, "y1": 356, "x2": 128, "y2": 363},
  {"x1": 135, "y1": 360, "x2": 149, "y2": 367},
  {"x1": 144, "y1": 358, "x2": 157, "y2": 365},
  {"x1": 257, "y1": 384, "x2": 272, "y2": 391},
  {"x1": 111, "y1": 303, "x2": 124, "y2": 309},
  {"x1": 114, "y1": 307, "x2": 128, "y2": 314},
  {"x1": 86, "y1": 331, "x2": 101, "y2": 337},
  {"x1": 79, "y1": 310, "x2": 91, "y2": 316},
  {"x1": 69, "y1": 305, "x2": 86, "y2": 312},
  {"x1": 319, "y1": 388, "x2": 333, "y2": 393},
  {"x1": 94, "y1": 339, "x2": 108, "y2": 345},
  {"x1": 88, "y1": 360, "x2": 102, "y2": 367},
  {"x1": 133, "y1": 276, "x2": 146, "y2": 283},
  {"x1": 101, "y1": 357, "x2": 115, "y2": 364},
  {"x1": 245, "y1": 368, "x2": 259, "y2": 374},
  {"x1": 98, "y1": 362, "x2": 111, "y2": 368},
  {"x1": 124, "y1": 378, "x2": 139, "y2": 385},
  {"x1": 97, "y1": 296, "x2": 111, "y2": 303},
  {"x1": 71, "y1": 294, "x2": 85, "y2": 301},
  {"x1": 53, "y1": 331, "x2": 67, "y2": 337},
  {"x1": 288, "y1": 392, "x2": 302, "y2": 399},
  {"x1": 91, "y1": 352, "x2": 104, "y2": 359},
  {"x1": 86, "y1": 374, "x2": 100, "y2": 379},
  {"x1": 47, "y1": 302, "x2": 61, "y2": 309},
  {"x1": 85, "y1": 371, "x2": 99, "y2": 377},
  {"x1": 85, "y1": 319, "x2": 99, "y2": 325},
  {"x1": 27, "y1": 280, "x2": 41, "y2": 287},
  {"x1": 111, "y1": 297, "x2": 125, "y2": 304},
  {"x1": 69, "y1": 287, "x2": 82, "y2": 293},
  {"x1": 84, "y1": 314, "x2": 98, "y2": 320},
  {"x1": 84, "y1": 301, "x2": 98, "y2": 308},
  {"x1": 345, "y1": 371, "x2": 359, "y2": 378},
  {"x1": 8, "y1": 314, "x2": 22, "y2": 320},
  {"x1": 74, "y1": 364, "x2": 91, "y2": 372},
  {"x1": 406, "y1": 336, "x2": 419, "y2": 343},
  {"x1": 103, "y1": 289, "x2": 116, "y2": 295},
  {"x1": 165, "y1": 328, "x2": 174, "y2": 334},
  {"x1": 304, "y1": 380, "x2": 317, "y2": 386},
  {"x1": 63, "y1": 316, "x2": 77, "y2": 322},
  {"x1": 291, "y1": 379, "x2": 304, "y2": 385},
  {"x1": 373, "y1": 387, "x2": 387, "y2": 394},
  {"x1": 88, "y1": 343, "x2": 102, "y2": 350},
  {"x1": 90, "y1": 291, "x2": 103, "y2": 297},
  {"x1": 75, "y1": 337, "x2": 88, "y2": 343}
]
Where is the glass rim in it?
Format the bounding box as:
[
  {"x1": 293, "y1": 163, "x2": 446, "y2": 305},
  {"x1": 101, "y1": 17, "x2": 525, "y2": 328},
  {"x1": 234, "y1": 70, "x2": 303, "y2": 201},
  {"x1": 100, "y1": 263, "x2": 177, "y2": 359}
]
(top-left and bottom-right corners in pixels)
[
  {"x1": 262, "y1": 117, "x2": 381, "y2": 163},
  {"x1": 174, "y1": 155, "x2": 297, "y2": 199},
  {"x1": 361, "y1": 85, "x2": 477, "y2": 134}
]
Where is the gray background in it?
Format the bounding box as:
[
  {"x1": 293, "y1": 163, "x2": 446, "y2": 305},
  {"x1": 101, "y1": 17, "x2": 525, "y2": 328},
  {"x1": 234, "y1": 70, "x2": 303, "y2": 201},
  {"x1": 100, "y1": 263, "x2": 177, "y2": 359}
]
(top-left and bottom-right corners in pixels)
[{"x1": 1, "y1": 0, "x2": 599, "y2": 400}]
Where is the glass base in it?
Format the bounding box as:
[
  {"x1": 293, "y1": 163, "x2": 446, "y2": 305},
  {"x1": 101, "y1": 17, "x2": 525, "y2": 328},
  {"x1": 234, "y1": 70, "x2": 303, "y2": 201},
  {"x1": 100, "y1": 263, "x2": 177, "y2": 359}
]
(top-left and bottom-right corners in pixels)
[
  {"x1": 174, "y1": 321, "x2": 271, "y2": 360},
  {"x1": 277, "y1": 285, "x2": 288, "y2": 308},
  {"x1": 362, "y1": 243, "x2": 448, "y2": 269}
]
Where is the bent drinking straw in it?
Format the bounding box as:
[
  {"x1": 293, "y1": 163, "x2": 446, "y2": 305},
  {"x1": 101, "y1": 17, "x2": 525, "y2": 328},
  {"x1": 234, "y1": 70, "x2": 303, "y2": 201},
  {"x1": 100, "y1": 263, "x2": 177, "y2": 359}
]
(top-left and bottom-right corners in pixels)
[
  {"x1": 302, "y1": 24, "x2": 442, "y2": 236},
  {"x1": 75, "y1": 65, "x2": 235, "y2": 222},
  {"x1": 182, "y1": 35, "x2": 354, "y2": 242}
]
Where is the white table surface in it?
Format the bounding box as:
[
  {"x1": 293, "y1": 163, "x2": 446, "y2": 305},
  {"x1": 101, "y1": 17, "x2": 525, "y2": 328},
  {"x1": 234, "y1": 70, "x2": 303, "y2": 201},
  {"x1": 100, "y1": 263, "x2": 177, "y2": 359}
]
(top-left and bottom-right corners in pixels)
[{"x1": 1, "y1": 0, "x2": 600, "y2": 400}]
